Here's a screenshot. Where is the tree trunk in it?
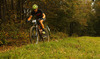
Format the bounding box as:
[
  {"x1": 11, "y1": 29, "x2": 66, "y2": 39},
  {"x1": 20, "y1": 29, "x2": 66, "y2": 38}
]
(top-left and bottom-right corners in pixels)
[
  {"x1": 2, "y1": 0, "x2": 6, "y2": 22},
  {"x1": 0, "y1": 1, "x2": 2, "y2": 19},
  {"x1": 11, "y1": 0, "x2": 14, "y2": 10}
]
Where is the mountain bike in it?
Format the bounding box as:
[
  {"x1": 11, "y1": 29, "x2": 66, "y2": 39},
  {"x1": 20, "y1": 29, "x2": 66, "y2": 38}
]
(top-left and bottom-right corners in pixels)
[{"x1": 29, "y1": 19, "x2": 50, "y2": 44}]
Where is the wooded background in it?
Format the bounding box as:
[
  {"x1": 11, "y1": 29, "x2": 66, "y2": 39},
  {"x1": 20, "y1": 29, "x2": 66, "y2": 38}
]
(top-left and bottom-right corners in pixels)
[{"x1": 0, "y1": 0, "x2": 100, "y2": 45}]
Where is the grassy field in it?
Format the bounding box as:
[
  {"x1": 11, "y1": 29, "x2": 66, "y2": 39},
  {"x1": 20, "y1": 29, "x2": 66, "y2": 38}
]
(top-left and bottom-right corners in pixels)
[{"x1": 0, "y1": 37, "x2": 100, "y2": 59}]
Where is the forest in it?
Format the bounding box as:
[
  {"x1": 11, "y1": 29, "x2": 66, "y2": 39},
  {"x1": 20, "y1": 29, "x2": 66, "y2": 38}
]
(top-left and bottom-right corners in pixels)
[{"x1": 0, "y1": 0, "x2": 100, "y2": 45}]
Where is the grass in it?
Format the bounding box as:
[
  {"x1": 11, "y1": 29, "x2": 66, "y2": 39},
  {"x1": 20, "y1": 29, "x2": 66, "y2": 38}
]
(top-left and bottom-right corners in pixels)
[{"x1": 0, "y1": 37, "x2": 100, "y2": 59}]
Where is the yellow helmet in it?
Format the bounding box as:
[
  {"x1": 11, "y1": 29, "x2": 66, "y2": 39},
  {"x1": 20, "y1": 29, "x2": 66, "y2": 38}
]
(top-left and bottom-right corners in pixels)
[{"x1": 32, "y1": 4, "x2": 38, "y2": 9}]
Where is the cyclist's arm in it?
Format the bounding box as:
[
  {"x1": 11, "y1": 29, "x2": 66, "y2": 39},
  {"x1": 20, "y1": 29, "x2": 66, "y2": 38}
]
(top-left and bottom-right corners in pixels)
[
  {"x1": 42, "y1": 13, "x2": 46, "y2": 19},
  {"x1": 28, "y1": 15, "x2": 32, "y2": 21}
]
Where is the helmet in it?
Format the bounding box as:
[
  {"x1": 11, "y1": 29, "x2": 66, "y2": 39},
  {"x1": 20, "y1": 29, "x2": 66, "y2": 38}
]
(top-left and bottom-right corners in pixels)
[{"x1": 32, "y1": 4, "x2": 38, "y2": 9}]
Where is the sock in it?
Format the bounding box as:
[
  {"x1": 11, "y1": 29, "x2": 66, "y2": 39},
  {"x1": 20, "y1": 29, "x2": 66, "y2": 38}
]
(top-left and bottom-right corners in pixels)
[{"x1": 42, "y1": 29, "x2": 45, "y2": 31}]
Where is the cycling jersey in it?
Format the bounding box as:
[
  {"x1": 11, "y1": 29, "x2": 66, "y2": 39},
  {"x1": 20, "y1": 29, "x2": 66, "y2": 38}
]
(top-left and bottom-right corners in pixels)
[{"x1": 31, "y1": 9, "x2": 43, "y2": 19}]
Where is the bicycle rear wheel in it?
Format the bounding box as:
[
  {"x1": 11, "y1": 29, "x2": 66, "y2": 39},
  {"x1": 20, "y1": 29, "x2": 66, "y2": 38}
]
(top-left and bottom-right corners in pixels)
[
  {"x1": 30, "y1": 26, "x2": 39, "y2": 44},
  {"x1": 42, "y1": 28, "x2": 50, "y2": 42}
]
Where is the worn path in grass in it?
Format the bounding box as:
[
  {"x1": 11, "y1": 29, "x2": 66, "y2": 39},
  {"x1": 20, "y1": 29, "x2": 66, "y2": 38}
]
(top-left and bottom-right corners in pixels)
[{"x1": 0, "y1": 37, "x2": 100, "y2": 59}]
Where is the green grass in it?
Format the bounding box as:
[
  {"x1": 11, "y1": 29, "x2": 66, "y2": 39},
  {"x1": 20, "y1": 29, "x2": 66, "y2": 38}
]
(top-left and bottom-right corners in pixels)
[{"x1": 0, "y1": 37, "x2": 100, "y2": 59}]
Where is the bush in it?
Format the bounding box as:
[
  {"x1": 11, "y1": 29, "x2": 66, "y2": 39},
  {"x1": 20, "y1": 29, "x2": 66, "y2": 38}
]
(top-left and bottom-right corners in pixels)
[
  {"x1": 72, "y1": 33, "x2": 78, "y2": 37},
  {"x1": 0, "y1": 39, "x2": 8, "y2": 45}
]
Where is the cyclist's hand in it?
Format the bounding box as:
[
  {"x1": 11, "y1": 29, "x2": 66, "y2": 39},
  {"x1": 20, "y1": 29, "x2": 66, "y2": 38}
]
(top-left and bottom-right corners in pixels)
[{"x1": 26, "y1": 19, "x2": 30, "y2": 23}]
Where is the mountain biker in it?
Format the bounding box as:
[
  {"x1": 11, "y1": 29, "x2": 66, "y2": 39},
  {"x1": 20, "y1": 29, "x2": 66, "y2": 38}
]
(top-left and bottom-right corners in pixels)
[{"x1": 28, "y1": 4, "x2": 46, "y2": 34}]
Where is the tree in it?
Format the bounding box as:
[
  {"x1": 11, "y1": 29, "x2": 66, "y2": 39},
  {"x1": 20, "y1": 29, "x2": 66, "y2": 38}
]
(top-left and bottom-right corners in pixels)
[{"x1": 94, "y1": 0, "x2": 100, "y2": 36}]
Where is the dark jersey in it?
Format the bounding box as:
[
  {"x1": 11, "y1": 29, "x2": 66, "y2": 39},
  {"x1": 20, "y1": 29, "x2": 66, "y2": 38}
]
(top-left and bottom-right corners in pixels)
[{"x1": 31, "y1": 9, "x2": 43, "y2": 19}]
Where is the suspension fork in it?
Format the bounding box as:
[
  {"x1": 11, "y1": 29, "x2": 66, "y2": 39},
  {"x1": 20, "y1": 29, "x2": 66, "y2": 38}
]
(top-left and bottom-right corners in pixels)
[
  {"x1": 36, "y1": 25, "x2": 38, "y2": 36},
  {"x1": 36, "y1": 25, "x2": 39, "y2": 44}
]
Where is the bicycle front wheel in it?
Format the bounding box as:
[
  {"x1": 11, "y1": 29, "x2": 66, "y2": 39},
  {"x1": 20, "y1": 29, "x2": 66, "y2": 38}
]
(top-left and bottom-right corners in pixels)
[{"x1": 30, "y1": 26, "x2": 39, "y2": 44}]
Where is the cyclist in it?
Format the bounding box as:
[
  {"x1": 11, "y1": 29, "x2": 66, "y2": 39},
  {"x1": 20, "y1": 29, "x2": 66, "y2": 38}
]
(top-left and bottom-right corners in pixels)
[{"x1": 28, "y1": 4, "x2": 46, "y2": 34}]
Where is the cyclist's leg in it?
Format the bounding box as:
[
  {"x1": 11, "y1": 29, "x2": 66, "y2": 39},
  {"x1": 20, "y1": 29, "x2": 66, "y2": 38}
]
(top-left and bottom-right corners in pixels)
[{"x1": 39, "y1": 18, "x2": 46, "y2": 30}]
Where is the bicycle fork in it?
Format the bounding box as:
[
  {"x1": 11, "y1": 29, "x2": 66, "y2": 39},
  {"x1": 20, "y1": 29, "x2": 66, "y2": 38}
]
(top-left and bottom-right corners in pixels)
[{"x1": 36, "y1": 25, "x2": 39, "y2": 44}]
